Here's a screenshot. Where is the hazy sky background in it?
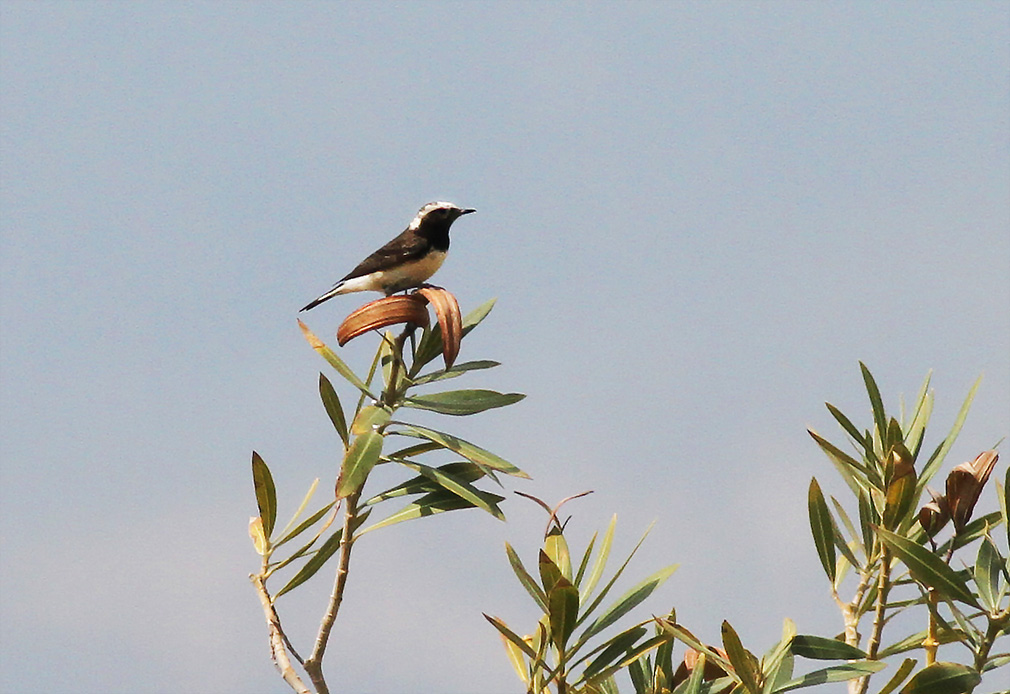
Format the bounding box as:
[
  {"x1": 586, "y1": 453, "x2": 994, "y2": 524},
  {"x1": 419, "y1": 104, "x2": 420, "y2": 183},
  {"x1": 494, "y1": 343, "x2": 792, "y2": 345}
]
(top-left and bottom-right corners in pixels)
[{"x1": 1, "y1": 2, "x2": 1008, "y2": 692}]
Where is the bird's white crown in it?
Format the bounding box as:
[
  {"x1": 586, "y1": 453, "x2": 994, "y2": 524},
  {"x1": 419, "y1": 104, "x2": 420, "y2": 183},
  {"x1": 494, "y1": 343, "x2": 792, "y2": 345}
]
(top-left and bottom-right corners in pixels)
[{"x1": 408, "y1": 201, "x2": 463, "y2": 230}]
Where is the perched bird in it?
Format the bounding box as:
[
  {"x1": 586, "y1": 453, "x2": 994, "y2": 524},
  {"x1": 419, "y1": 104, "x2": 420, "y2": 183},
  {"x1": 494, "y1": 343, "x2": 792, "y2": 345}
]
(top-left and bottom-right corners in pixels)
[{"x1": 300, "y1": 201, "x2": 475, "y2": 312}]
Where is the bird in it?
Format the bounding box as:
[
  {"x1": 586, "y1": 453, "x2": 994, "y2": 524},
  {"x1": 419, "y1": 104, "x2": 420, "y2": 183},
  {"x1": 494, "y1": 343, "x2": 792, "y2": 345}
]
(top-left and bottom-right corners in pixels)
[{"x1": 299, "y1": 201, "x2": 475, "y2": 312}]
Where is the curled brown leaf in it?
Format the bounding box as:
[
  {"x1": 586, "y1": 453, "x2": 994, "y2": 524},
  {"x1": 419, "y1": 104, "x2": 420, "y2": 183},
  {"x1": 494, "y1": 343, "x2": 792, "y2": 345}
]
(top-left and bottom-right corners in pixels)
[
  {"x1": 416, "y1": 286, "x2": 462, "y2": 368},
  {"x1": 336, "y1": 295, "x2": 429, "y2": 346},
  {"x1": 946, "y1": 450, "x2": 999, "y2": 532}
]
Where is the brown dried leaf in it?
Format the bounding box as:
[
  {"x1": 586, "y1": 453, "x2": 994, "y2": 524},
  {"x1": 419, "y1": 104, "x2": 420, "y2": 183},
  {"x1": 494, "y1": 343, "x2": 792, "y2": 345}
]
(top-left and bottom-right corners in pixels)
[
  {"x1": 947, "y1": 450, "x2": 999, "y2": 532},
  {"x1": 336, "y1": 295, "x2": 429, "y2": 347},
  {"x1": 417, "y1": 286, "x2": 462, "y2": 368}
]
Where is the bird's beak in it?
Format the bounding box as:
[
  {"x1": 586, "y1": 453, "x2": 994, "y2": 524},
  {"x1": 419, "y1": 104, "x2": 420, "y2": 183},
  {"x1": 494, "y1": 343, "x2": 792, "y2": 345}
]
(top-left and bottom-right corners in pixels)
[{"x1": 461, "y1": 208, "x2": 476, "y2": 215}]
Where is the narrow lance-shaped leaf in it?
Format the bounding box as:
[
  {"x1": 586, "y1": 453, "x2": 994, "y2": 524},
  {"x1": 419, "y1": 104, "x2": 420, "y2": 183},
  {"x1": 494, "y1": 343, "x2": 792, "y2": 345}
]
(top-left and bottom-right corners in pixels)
[
  {"x1": 335, "y1": 429, "x2": 383, "y2": 499},
  {"x1": 411, "y1": 359, "x2": 500, "y2": 385},
  {"x1": 544, "y1": 526, "x2": 572, "y2": 582},
  {"x1": 825, "y1": 402, "x2": 868, "y2": 449},
  {"x1": 808, "y1": 478, "x2": 836, "y2": 583},
  {"x1": 274, "y1": 528, "x2": 343, "y2": 599},
  {"x1": 483, "y1": 613, "x2": 539, "y2": 660},
  {"x1": 576, "y1": 564, "x2": 679, "y2": 648},
  {"x1": 579, "y1": 624, "x2": 648, "y2": 679},
  {"x1": 318, "y1": 373, "x2": 349, "y2": 446},
  {"x1": 298, "y1": 319, "x2": 375, "y2": 398},
  {"x1": 400, "y1": 459, "x2": 504, "y2": 521},
  {"x1": 915, "y1": 375, "x2": 980, "y2": 497},
  {"x1": 548, "y1": 577, "x2": 580, "y2": 650},
  {"x1": 722, "y1": 620, "x2": 762, "y2": 694},
  {"x1": 357, "y1": 488, "x2": 504, "y2": 535},
  {"x1": 273, "y1": 477, "x2": 320, "y2": 545},
  {"x1": 252, "y1": 451, "x2": 277, "y2": 539},
  {"x1": 875, "y1": 526, "x2": 979, "y2": 608},
  {"x1": 770, "y1": 661, "x2": 886, "y2": 693},
  {"x1": 973, "y1": 536, "x2": 1001, "y2": 613},
  {"x1": 860, "y1": 362, "x2": 888, "y2": 456},
  {"x1": 403, "y1": 389, "x2": 525, "y2": 416},
  {"x1": 576, "y1": 521, "x2": 655, "y2": 629},
  {"x1": 580, "y1": 515, "x2": 616, "y2": 605},
  {"x1": 898, "y1": 662, "x2": 980, "y2": 694},
  {"x1": 394, "y1": 423, "x2": 529, "y2": 478},
  {"x1": 790, "y1": 635, "x2": 867, "y2": 660},
  {"x1": 505, "y1": 543, "x2": 549, "y2": 613},
  {"x1": 875, "y1": 658, "x2": 916, "y2": 694},
  {"x1": 363, "y1": 461, "x2": 484, "y2": 505}
]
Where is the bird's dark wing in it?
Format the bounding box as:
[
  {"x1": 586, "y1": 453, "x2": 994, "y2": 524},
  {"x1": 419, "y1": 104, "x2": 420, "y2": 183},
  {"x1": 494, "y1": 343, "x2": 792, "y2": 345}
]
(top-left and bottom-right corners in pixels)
[{"x1": 339, "y1": 229, "x2": 429, "y2": 281}]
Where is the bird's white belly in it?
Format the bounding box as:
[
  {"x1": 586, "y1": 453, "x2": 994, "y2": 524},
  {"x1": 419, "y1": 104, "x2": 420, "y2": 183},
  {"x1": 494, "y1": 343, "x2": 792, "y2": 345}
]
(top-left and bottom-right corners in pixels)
[{"x1": 341, "y1": 250, "x2": 447, "y2": 294}]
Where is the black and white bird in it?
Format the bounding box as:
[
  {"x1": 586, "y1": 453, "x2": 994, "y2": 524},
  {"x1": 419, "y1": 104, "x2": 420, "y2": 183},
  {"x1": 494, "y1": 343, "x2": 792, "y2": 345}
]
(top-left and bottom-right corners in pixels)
[{"x1": 300, "y1": 201, "x2": 475, "y2": 312}]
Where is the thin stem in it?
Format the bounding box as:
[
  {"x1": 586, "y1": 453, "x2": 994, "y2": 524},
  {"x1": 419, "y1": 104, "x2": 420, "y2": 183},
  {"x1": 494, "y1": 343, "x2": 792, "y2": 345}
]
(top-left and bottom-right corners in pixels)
[
  {"x1": 972, "y1": 611, "x2": 1010, "y2": 684},
  {"x1": 923, "y1": 588, "x2": 940, "y2": 665},
  {"x1": 303, "y1": 491, "x2": 361, "y2": 694},
  {"x1": 382, "y1": 326, "x2": 413, "y2": 408},
  {"x1": 251, "y1": 573, "x2": 312, "y2": 694},
  {"x1": 855, "y1": 545, "x2": 891, "y2": 694}
]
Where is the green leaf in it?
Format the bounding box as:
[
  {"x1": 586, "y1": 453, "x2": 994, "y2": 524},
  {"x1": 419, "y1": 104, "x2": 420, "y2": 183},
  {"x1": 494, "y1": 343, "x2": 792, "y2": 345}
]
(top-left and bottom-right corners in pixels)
[
  {"x1": 548, "y1": 578, "x2": 580, "y2": 649},
  {"x1": 655, "y1": 618, "x2": 736, "y2": 676},
  {"x1": 904, "y1": 371, "x2": 933, "y2": 456},
  {"x1": 826, "y1": 402, "x2": 869, "y2": 449},
  {"x1": 915, "y1": 376, "x2": 980, "y2": 498},
  {"x1": 771, "y1": 661, "x2": 886, "y2": 692},
  {"x1": 580, "y1": 515, "x2": 616, "y2": 604},
  {"x1": 396, "y1": 460, "x2": 504, "y2": 520},
  {"x1": 274, "y1": 528, "x2": 343, "y2": 598},
  {"x1": 539, "y1": 550, "x2": 564, "y2": 594},
  {"x1": 860, "y1": 362, "x2": 888, "y2": 453},
  {"x1": 318, "y1": 373, "x2": 349, "y2": 446},
  {"x1": 876, "y1": 658, "x2": 916, "y2": 694},
  {"x1": 574, "y1": 531, "x2": 598, "y2": 589},
  {"x1": 403, "y1": 389, "x2": 525, "y2": 416},
  {"x1": 335, "y1": 430, "x2": 383, "y2": 499},
  {"x1": 790, "y1": 635, "x2": 867, "y2": 660},
  {"x1": 363, "y1": 461, "x2": 484, "y2": 505},
  {"x1": 875, "y1": 526, "x2": 980, "y2": 607},
  {"x1": 357, "y1": 488, "x2": 504, "y2": 535},
  {"x1": 298, "y1": 319, "x2": 375, "y2": 398},
  {"x1": 722, "y1": 620, "x2": 761, "y2": 693},
  {"x1": 583, "y1": 634, "x2": 673, "y2": 688},
  {"x1": 577, "y1": 564, "x2": 679, "y2": 646},
  {"x1": 808, "y1": 429, "x2": 875, "y2": 495},
  {"x1": 544, "y1": 526, "x2": 573, "y2": 582},
  {"x1": 581, "y1": 625, "x2": 648, "y2": 679},
  {"x1": 349, "y1": 405, "x2": 391, "y2": 436},
  {"x1": 274, "y1": 499, "x2": 336, "y2": 549},
  {"x1": 462, "y1": 297, "x2": 497, "y2": 334},
  {"x1": 506, "y1": 542, "x2": 549, "y2": 613},
  {"x1": 252, "y1": 451, "x2": 277, "y2": 539},
  {"x1": 411, "y1": 359, "x2": 501, "y2": 385},
  {"x1": 974, "y1": 536, "x2": 1002, "y2": 613},
  {"x1": 576, "y1": 522, "x2": 655, "y2": 629},
  {"x1": 1001, "y1": 468, "x2": 1009, "y2": 548},
  {"x1": 394, "y1": 423, "x2": 529, "y2": 478},
  {"x1": 682, "y1": 652, "x2": 707, "y2": 694},
  {"x1": 483, "y1": 613, "x2": 538, "y2": 660},
  {"x1": 808, "y1": 478, "x2": 836, "y2": 583},
  {"x1": 899, "y1": 662, "x2": 980, "y2": 694}
]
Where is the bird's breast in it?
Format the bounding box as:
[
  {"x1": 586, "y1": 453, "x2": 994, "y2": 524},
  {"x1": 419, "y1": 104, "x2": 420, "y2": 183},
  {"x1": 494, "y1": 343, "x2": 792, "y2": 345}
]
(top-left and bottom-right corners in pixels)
[{"x1": 377, "y1": 249, "x2": 447, "y2": 293}]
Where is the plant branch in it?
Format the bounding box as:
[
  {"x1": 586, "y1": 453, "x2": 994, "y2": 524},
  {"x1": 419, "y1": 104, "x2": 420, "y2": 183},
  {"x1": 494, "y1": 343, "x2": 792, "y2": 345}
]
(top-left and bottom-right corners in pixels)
[
  {"x1": 855, "y1": 545, "x2": 891, "y2": 694},
  {"x1": 304, "y1": 492, "x2": 361, "y2": 694},
  {"x1": 252, "y1": 573, "x2": 312, "y2": 694}
]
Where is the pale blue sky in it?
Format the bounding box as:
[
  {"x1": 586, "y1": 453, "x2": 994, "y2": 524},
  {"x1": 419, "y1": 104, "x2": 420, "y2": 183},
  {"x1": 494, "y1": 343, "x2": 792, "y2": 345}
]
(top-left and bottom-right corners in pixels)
[{"x1": 1, "y1": 2, "x2": 1008, "y2": 692}]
